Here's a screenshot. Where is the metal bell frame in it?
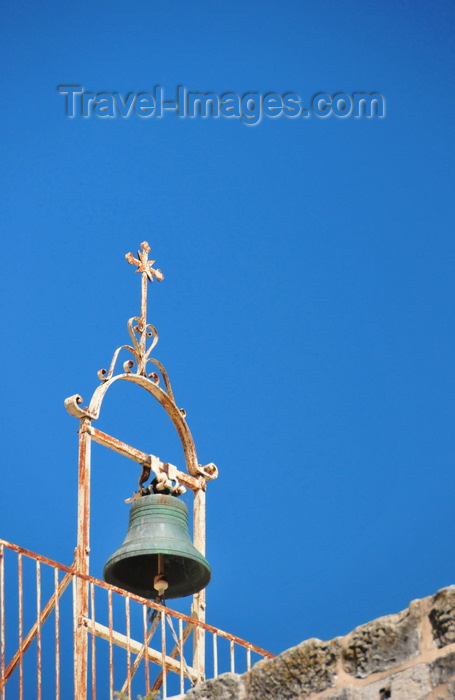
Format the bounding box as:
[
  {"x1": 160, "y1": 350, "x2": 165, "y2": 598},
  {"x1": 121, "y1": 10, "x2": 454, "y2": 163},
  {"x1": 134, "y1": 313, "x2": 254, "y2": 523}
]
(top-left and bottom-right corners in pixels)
[{"x1": 65, "y1": 241, "x2": 218, "y2": 698}]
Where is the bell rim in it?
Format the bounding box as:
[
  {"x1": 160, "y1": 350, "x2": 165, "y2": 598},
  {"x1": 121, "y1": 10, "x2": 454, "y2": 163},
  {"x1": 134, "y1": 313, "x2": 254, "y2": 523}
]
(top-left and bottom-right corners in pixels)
[
  {"x1": 103, "y1": 550, "x2": 211, "y2": 599},
  {"x1": 104, "y1": 542, "x2": 211, "y2": 572}
]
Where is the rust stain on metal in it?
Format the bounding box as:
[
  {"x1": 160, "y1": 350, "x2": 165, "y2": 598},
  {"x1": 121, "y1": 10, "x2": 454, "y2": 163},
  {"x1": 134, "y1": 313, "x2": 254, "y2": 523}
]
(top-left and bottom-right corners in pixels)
[
  {"x1": 90, "y1": 582, "x2": 96, "y2": 700},
  {"x1": 125, "y1": 597, "x2": 131, "y2": 698},
  {"x1": 74, "y1": 416, "x2": 91, "y2": 700},
  {"x1": 54, "y1": 568, "x2": 61, "y2": 700},
  {"x1": 18, "y1": 553, "x2": 23, "y2": 700},
  {"x1": 125, "y1": 242, "x2": 164, "y2": 283},
  {"x1": 0, "y1": 545, "x2": 5, "y2": 700},
  {"x1": 118, "y1": 606, "x2": 161, "y2": 695},
  {"x1": 87, "y1": 425, "x2": 203, "y2": 492},
  {"x1": 0, "y1": 538, "x2": 274, "y2": 661},
  {"x1": 150, "y1": 619, "x2": 194, "y2": 693},
  {"x1": 143, "y1": 604, "x2": 151, "y2": 692},
  {"x1": 2, "y1": 571, "x2": 72, "y2": 684},
  {"x1": 0, "y1": 537, "x2": 274, "y2": 700},
  {"x1": 0, "y1": 539, "x2": 74, "y2": 574},
  {"x1": 63, "y1": 242, "x2": 219, "y2": 684},
  {"x1": 179, "y1": 618, "x2": 185, "y2": 693},
  {"x1": 108, "y1": 589, "x2": 114, "y2": 700},
  {"x1": 81, "y1": 617, "x2": 196, "y2": 680},
  {"x1": 36, "y1": 561, "x2": 42, "y2": 700},
  {"x1": 161, "y1": 609, "x2": 167, "y2": 698},
  {"x1": 0, "y1": 238, "x2": 277, "y2": 700}
]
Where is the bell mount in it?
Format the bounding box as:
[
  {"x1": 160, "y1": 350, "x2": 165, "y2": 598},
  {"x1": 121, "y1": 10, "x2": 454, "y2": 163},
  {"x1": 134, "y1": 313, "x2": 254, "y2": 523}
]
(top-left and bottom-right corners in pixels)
[{"x1": 65, "y1": 241, "x2": 218, "y2": 694}]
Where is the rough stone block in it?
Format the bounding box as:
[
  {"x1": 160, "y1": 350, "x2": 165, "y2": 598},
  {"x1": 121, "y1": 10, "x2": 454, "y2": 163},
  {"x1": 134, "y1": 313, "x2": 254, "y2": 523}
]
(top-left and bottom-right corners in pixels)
[
  {"x1": 352, "y1": 664, "x2": 431, "y2": 699},
  {"x1": 322, "y1": 688, "x2": 356, "y2": 699},
  {"x1": 319, "y1": 665, "x2": 431, "y2": 700},
  {"x1": 246, "y1": 638, "x2": 340, "y2": 699},
  {"x1": 429, "y1": 587, "x2": 455, "y2": 648},
  {"x1": 184, "y1": 672, "x2": 246, "y2": 700},
  {"x1": 342, "y1": 605, "x2": 420, "y2": 678},
  {"x1": 430, "y1": 652, "x2": 455, "y2": 687}
]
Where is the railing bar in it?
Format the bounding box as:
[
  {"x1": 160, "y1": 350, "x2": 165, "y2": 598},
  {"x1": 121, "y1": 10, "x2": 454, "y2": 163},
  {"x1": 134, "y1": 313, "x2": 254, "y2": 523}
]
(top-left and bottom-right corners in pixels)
[
  {"x1": 150, "y1": 620, "x2": 195, "y2": 693},
  {"x1": 179, "y1": 618, "x2": 184, "y2": 694},
  {"x1": 0, "y1": 542, "x2": 274, "y2": 659},
  {"x1": 54, "y1": 568, "x2": 60, "y2": 700},
  {"x1": 91, "y1": 582, "x2": 96, "y2": 700},
  {"x1": 143, "y1": 604, "x2": 150, "y2": 692},
  {"x1": 18, "y1": 553, "x2": 23, "y2": 700},
  {"x1": 0, "y1": 544, "x2": 5, "y2": 700},
  {"x1": 108, "y1": 589, "x2": 114, "y2": 700},
  {"x1": 119, "y1": 611, "x2": 160, "y2": 695},
  {"x1": 0, "y1": 542, "x2": 274, "y2": 658},
  {"x1": 213, "y1": 632, "x2": 218, "y2": 678},
  {"x1": 36, "y1": 561, "x2": 42, "y2": 700},
  {"x1": 0, "y1": 539, "x2": 75, "y2": 574},
  {"x1": 4, "y1": 571, "x2": 71, "y2": 685},
  {"x1": 164, "y1": 614, "x2": 194, "y2": 684},
  {"x1": 0, "y1": 545, "x2": 273, "y2": 697},
  {"x1": 125, "y1": 597, "x2": 131, "y2": 699},
  {"x1": 83, "y1": 618, "x2": 194, "y2": 677},
  {"x1": 161, "y1": 609, "x2": 167, "y2": 699}
]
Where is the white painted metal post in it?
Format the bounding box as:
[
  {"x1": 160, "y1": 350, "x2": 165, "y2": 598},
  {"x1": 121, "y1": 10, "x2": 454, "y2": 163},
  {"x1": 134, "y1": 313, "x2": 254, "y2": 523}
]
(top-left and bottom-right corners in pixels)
[
  {"x1": 74, "y1": 417, "x2": 91, "y2": 700},
  {"x1": 192, "y1": 485, "x2": 206, "y2": 683}
]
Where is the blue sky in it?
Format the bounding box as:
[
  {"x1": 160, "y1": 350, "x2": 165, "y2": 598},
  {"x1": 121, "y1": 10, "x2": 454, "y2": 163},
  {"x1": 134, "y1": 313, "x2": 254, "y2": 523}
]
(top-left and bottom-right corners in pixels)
[{"x1": 1, "y1": 0, "x2": 455, "y2": 662}]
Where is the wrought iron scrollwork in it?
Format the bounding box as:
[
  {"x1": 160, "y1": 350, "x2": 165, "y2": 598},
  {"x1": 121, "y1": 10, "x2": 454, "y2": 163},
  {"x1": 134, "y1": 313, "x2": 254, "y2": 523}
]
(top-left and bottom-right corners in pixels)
[
  {"x1": 65, "y1": 240, "x2": 218, "y2": 480},
  {"x1": 96, "y1": 242, "x2": 176, "y2": 402}
]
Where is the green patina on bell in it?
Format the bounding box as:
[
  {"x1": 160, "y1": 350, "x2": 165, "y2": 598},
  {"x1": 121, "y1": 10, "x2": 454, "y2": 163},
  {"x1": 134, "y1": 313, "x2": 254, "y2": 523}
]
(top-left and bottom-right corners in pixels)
[{"x1": 103, "y1": 494, "x2": 211, "y2": 599}]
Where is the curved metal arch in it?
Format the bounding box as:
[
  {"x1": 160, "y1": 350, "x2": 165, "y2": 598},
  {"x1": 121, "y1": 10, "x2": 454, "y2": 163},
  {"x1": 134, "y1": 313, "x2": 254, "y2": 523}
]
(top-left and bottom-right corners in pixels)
[{"x1": 65, "y1": 373, "x2": 199, "y2": 476}]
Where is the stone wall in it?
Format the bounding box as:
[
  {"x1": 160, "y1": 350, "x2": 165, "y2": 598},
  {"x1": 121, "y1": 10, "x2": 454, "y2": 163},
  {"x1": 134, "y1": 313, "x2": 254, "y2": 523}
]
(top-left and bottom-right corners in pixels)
[{"x1": 184, "y1": 585, "x2": 455, "y2": 700}]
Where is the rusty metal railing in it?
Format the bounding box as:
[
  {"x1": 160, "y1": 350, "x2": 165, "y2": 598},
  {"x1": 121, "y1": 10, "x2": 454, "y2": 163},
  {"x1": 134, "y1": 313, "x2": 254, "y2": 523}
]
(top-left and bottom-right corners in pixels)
[{"x1": 0, "y1": 539, "x2": 273, "y2": 700}]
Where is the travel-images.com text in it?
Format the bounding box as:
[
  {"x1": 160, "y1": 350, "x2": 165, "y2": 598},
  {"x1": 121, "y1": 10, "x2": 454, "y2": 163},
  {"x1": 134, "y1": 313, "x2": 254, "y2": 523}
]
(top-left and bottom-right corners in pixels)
[{"x1": 58, "y1": 86, "x2": 385, "y2": 125}]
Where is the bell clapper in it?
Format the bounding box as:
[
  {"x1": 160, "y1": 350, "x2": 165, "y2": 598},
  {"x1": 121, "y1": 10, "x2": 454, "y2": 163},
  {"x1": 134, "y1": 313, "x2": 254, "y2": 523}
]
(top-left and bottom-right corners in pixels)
[
  {"x1": 154, "y1": 552, "x2": 169, "y2": 598},
  {"x1": 153, "y1": 573, "x2": 169, "y2": 596}
]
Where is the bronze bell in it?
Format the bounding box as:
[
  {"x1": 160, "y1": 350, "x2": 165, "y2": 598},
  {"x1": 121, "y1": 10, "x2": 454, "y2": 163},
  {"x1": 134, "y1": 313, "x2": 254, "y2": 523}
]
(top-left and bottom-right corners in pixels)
[{"x1": 103, "y1": 494, "x2": 211, "y2": 599}]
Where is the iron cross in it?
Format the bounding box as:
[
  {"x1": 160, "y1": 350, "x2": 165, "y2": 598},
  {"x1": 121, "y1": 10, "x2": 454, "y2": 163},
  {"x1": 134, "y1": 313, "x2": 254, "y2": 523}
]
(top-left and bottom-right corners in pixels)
[{"x1": 125, "y1": 241, "x2": 164, "y2": 283}]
